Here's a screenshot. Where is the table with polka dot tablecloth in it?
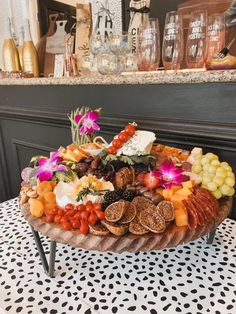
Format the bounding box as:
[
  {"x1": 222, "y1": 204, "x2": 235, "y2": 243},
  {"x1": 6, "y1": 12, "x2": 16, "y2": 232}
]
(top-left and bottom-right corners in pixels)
[{"x1": 0, "y1": 198, "x2": 236, "y2": 314}]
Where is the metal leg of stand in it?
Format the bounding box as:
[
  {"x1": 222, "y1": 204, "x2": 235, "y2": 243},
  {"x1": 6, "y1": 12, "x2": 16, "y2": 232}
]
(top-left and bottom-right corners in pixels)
[
  {"x1": 49, "y1": 241, "x2": 57, "y2": 278},
  {"x1": 31, "y1": 227, "x2": 49, "y2": 273},
  {"x1": 207, "y1": 229, "x2": 216, "y2": 244},
  {"x1": 31, "y1": 226, "x2": 57, "y2": 277}
]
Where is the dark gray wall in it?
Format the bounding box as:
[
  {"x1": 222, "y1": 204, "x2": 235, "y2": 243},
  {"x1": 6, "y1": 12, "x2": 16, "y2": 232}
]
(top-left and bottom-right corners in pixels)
[{"x1": 0, "y1": 82, "x2": 235, "y2": 219}]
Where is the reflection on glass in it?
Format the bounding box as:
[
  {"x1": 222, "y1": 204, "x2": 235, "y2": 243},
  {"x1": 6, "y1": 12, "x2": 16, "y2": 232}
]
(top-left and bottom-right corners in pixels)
[
  {"x1": 206, "y1": 13, "x2": 225, "y2": 66},
  {"x1": 162, "y1": 11, "x2": 183, "y2": 70},
  {"x1": 137, "y1": 18, "x2": 161, "y2": 71},
  {"x1": 97, "y1": 52, "x2": 119, "y2": 75},
  {"x1": 109, "y1": 33, "x2": 132, "y2": 55},
  {"x1": 186, "y1": 10, "x2": 207, "y2": 68}
]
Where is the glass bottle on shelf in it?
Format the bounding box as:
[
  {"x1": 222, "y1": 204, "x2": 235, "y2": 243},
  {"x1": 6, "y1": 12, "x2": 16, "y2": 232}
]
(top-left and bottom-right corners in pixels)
[
  {"x1": 2, "y1": 17, "x2": 21, "y2": 72},
  {"x1": 17, "y1": 26, "x2": 24, "y2": 70},
  {"x1": 22, "y1": 19, "x2": 40, "y2": 77}
]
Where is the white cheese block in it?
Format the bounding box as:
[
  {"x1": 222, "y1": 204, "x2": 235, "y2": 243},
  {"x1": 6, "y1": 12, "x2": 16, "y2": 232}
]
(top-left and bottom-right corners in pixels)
[{"x1": 117, "y1": 130, "x2": 156, "y2": 156}]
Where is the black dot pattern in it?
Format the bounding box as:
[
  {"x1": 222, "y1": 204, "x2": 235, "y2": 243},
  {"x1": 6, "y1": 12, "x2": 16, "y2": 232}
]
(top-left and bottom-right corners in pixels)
[{"x1": 0, "y1": 198, "x2": 235, "y2": 314}]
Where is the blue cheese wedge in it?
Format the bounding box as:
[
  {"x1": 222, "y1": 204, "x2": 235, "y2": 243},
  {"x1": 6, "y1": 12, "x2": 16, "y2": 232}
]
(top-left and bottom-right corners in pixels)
[{"x1": 117, "y1": 131, "x2": 156, "y2": 156}]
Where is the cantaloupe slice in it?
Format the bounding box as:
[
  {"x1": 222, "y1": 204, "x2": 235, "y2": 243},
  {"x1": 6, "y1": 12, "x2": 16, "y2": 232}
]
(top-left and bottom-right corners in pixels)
[
  {"x1": 62, "y1": 150, "x2": 81, "y2": 162},
  {"x1": 67, "y1": 144, "x2": 90, "y2": 157},
  {"x1": 171, "y1": 194, "x2": 186, "y2": 208},
  {"x1": 156, "y1": 188, "x2": 164, "y2": 196},
  {"x1": 171, "y1": 185, "x2": 182, "y2": 192},
  {"x1": 162, "y1": 189, "x2": 174, "y2": 201},
  {"x1": 175, "y1": 208, "x2": 188, "y2": 227},
  {"x1": 175, "y1": 188, "x2": 192, "y2": 198},
  {"x1": 182, "y1": 180, "x2": 195, "y2": 189}
]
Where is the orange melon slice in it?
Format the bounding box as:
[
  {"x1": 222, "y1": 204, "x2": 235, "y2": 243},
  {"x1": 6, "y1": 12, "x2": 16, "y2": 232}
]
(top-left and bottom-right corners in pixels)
[{"x1": 175, "y1": 207, "x2": 188, "y2": 227}]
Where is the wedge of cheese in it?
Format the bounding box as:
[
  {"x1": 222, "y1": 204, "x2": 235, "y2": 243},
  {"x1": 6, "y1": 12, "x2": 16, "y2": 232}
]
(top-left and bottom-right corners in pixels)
[{"x1": 117, "y1": 131, "x2": 156, "y2": 156}]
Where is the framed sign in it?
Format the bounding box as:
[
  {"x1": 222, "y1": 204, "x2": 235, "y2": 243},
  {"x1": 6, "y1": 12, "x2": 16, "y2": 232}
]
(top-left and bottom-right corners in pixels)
[{"x1": 91, "y1": 0, "x2": 123, "y2": 36}]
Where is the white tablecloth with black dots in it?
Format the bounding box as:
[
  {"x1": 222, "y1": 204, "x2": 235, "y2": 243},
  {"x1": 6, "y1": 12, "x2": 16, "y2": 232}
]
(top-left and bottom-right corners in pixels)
[{"x1": 0, "y1": 198, "x2": 235, "y2": 314}]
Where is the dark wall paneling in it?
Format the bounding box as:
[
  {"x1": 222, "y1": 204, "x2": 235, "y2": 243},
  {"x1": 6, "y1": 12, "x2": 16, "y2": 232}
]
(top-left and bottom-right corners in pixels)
[
  {"x1": 0, "y1": 83, "x2": 235, "y2": 219},
  {"x1": 0, "y1": 122, "x2": 11, "y2": 202}
]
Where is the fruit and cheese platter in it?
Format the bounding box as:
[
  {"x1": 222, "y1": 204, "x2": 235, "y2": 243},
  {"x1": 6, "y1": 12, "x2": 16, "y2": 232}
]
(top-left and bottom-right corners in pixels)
[{"x1": 20, "y1": 107, "x2": 235, "y2": 253}]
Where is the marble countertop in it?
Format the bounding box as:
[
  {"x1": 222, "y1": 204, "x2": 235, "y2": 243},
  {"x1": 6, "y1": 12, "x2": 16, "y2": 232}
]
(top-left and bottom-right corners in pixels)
[{"x1": 0, "y1": 69, "x2": 236, "y2": 85}]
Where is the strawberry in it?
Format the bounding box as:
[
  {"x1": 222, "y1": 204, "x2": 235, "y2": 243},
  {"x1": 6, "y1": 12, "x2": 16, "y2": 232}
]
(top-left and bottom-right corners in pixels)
[{"x1": 144, "y1": 173, "x2": 160, "y2": 190}]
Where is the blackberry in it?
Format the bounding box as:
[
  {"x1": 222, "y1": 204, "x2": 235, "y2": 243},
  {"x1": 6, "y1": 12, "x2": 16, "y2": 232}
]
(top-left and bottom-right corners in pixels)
[
  {"x1": 101, "y1": 201, "x2": 110, "y2": 210},
  {"x1": 104, "y1": 191, "x2": 120, "y2": 203},
  {"x1": 122, "y1": 190, "x2": 136, "y2": 202},
  {"x1": 115, "y1": 188, "x2": 125, "y2": 197}
]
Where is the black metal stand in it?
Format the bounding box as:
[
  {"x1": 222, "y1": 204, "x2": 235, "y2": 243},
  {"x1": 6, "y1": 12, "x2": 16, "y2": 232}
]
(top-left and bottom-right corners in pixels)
[
  {"x1": 206, "y1": 229, "x2": 216, "y2": 244},
  {"x1": 30, "y1": 225, "x2": 217, "y2": 277},
  {"x1": 31, "y1": 227, "x2": 57, "y2": 278}
]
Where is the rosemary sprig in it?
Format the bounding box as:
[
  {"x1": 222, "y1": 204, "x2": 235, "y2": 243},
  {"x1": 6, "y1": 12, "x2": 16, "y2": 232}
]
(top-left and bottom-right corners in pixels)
[{"x1": 76, "y1": 186, "x2": 110, "y2": 202}]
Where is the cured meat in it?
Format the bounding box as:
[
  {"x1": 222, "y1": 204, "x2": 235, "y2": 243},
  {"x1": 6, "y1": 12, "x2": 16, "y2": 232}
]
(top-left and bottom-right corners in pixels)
[
  {"x1": 194, "y1": 187, "x2": 218, "y2": 217},
  {"x1": 189, "y1": 194, "x2": 211, "y2": 221},
  {"x1": 183, "y1": 199, "x2": 198, "y2": 230},
  {"x1": 191, "y1": 195, "x2": 209, "y2": 221},
  {"x1": 193, "y1": 194, "x2": 214, "y2": 220},
  {"x1": 188, "y1": 197, "x2": 207, "y2": 225}
]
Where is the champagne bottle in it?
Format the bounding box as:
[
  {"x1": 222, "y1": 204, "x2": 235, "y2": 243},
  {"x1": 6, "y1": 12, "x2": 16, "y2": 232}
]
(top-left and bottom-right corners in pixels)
[
  {"x1": 17, "y1": 26, "x2": 24, "y2": 69},
  {"x1": 22, "y1": 19, "x2": 40, "y2": 77},
  {"x1": 2, "y1": 17, "x2": 21, "y2": 72}
]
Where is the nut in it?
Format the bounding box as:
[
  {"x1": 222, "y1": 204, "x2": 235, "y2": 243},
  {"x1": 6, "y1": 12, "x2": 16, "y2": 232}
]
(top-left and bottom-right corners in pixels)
[
  {"x1": 143, "y1": 191, "x2": 155, "y2": 199},
  {"x1": 26, "y1": 190, "x2": 38, "y2": 198},
  {"x1": 139, "y1": 187, "x2": 149, "y2": 194},
  {"x1": 127, "y1": 186, "x2": 136, "y2": 192},
  {"x1": 22, "y1": 186, "x2": 31, "y2": 193},
  {"x1": 19, "y1": 193, "x2": 29, "y2": 205},
  {"x1": 135, "y1": 185, "x2": 144, "y2": 191},
  {"x1": 151, "y1": 194, "x2": 164, "y2": 205}
]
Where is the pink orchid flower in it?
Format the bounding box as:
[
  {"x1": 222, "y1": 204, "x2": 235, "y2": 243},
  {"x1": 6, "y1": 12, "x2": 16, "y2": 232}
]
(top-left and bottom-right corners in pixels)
[
  {"x1": 36, "y1": 152, "x2": 67, "y2": 182},
  {"x1": 152, "y1": 160, "x2": 189, "y2": 189},
  {"x1": 75, "y1": 111, "x2": 100, "y2": 135}
]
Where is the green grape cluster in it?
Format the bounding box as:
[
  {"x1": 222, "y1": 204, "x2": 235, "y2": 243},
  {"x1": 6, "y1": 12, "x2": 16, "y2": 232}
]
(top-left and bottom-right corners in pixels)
[{"x1": 192, "y1": 153, "x2": 235, "y2": 199}]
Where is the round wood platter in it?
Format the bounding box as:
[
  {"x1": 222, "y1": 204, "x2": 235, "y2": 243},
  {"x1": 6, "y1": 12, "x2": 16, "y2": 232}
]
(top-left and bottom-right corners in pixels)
[{"x1": 21, "y1": 197, "x2": 232, "y2": 253}]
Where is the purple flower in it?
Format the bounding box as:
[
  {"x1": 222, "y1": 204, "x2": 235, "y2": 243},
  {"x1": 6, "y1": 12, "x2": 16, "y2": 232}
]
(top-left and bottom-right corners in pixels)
[
  {"x1": 75, "y1": 114, "x2": 83, "y2": 124},
  {"x1": 36, "y1": 152, "x2": 67, "y2": 182},
  {"x1": 75, "y1": 111, "x2": 100, "y2": 135},
  {"x1": 152, "y1": 160, "x2": 189, "y2": 189}
]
